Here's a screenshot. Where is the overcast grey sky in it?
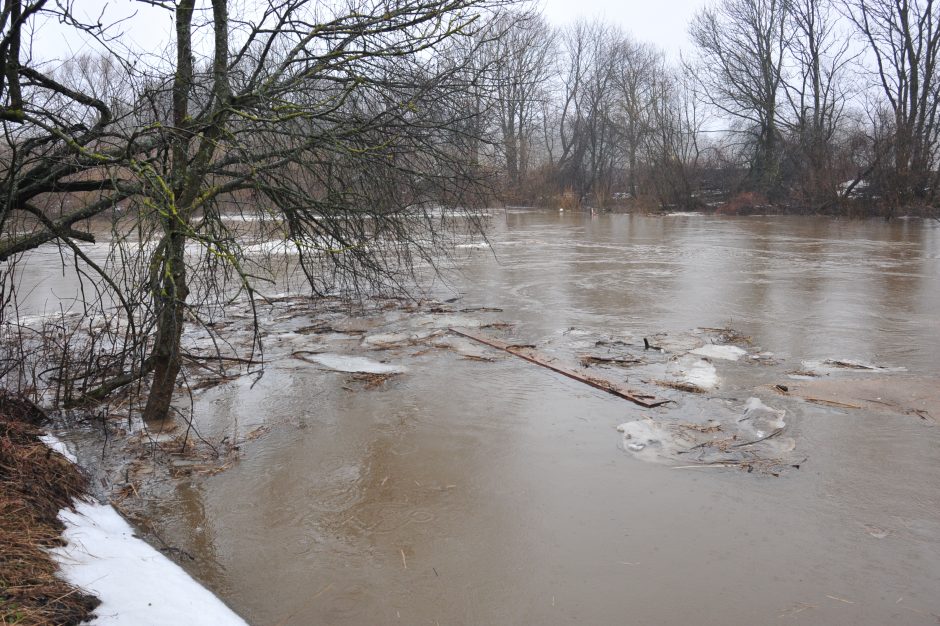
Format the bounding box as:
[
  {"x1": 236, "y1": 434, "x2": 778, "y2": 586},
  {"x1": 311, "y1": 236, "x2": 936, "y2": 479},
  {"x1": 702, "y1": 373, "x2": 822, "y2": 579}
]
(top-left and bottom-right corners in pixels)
[
  {"x1": 45, "y1": 1, "x2": 707, "y2": 58},
  {"x1": 541, "y1": 0, "x2": 708, "y2": 58}
]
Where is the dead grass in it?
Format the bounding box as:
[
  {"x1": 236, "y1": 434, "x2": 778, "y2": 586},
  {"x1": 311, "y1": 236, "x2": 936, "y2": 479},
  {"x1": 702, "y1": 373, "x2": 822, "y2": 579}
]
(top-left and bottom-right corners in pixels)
[{"x1": 0, "y1": 392, "x2": 99, "y2": 625}]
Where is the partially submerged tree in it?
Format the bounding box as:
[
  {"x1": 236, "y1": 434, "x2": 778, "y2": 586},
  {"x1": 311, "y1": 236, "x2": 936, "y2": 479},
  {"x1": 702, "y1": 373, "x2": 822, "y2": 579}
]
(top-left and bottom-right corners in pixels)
[{"x1": 1, "y1": 0, "x2": 507, "y2": 422}]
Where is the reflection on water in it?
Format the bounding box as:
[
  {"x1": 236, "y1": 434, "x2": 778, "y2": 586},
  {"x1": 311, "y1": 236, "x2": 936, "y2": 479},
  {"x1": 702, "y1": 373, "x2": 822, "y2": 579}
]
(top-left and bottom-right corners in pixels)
[{"x1": 38, "y1": 213, "x2": 940, "y2": 624}]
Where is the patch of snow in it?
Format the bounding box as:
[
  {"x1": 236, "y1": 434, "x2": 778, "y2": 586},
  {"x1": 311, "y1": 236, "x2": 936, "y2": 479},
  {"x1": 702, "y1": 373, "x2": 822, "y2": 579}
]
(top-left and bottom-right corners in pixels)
[
  {"x1": 300, "y1": 353, "x2": 407, "y2": 374},
  {"x1": 455, "y1": 242, "x2": 491, "y2": 249},
  {"x1": 50, "y1": 500, "x2": 247, "y2": 625},
  {"x1": 690, "y1": 344, "x2": 747, "y2": 361},
  {"x1": 39, "y1": 433, "x2": 77, "y2": 463}
]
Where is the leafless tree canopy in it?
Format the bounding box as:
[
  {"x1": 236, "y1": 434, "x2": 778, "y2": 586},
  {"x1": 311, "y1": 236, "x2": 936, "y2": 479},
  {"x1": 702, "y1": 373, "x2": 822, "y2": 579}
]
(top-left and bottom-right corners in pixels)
[{"x1": 1, "y1": 0, "x2": 508, "y2": 421}]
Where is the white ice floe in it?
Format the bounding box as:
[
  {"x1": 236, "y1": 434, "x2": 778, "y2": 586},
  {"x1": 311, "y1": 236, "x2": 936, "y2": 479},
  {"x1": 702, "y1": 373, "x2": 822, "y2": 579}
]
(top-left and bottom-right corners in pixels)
[
  {"x1": 240, "y1": 239, "x2": 296, "y2": 255},
  {"x1": 690, "y1": 344, "x2": 748, "y2": 361},
  {"x1": 300, "y1": 353, "x2": 407, "y2": 374},
  {"x1": 361, "y1": 330, "x2": 437, "y2": 349},
  {"x1": 666, "y1": 355, "x2": 719, "y2": 390},
  {"x1": 50, "y1": 500, "x2": 247, "y2": 625},
  {"x1": 39, "y1": 433, "x2": 77, "y2": 463},
  {"x1": 739, "y1": 398, "x2": 786, "y2": 437},
  {"x1": 415, "y1": 314, "x2": 484, "y2": 329},
  {"x1": 454, "y1": 242, "x2": 491, "y2": 249},
  {"x1": 431, "y1": 335, "x2": 493, "y2": 360},
  {"x1": 616, "y1": 420, "x2": 690, "y2": 463}
]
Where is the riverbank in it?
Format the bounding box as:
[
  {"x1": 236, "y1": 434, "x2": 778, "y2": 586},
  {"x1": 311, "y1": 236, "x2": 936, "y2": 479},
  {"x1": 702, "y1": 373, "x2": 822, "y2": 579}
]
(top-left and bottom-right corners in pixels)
[
  {"x1": 0, "y1": 392, "x2": 248, "y2": 625},
  {"x1": 0, "y1": 393, "x2": 98, "y2": 625}
]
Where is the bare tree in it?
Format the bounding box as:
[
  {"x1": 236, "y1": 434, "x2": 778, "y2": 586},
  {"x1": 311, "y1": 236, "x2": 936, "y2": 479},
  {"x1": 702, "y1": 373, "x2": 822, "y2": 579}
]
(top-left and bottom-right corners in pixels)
[
  {"x1": 645, "y1": 68, "x2": 712, "y2": 209},
  {"x1": 1, "y1": 0, "x2": 507, "y2": 422},
  {"x1": 483, "y1": 10, "x2": 554, "y2": 196},
  {"x1": 779, "y1": 0, "x2": 854, "y2": 205},
  {"x1": 843, "y1": 0, "x2": 940, "y2": 206},
  {"x1": 610, "y1": 38, "x2": 663, "y2": 199},
  {"x1": 689, "y1": 0, "x2": 790, "y2": 194}
]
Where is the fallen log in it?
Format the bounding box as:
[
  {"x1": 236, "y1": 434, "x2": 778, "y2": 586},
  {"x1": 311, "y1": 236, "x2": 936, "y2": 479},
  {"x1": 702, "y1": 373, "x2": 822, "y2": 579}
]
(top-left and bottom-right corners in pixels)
[{"x1": 450, "y1": 329, "x2": 671, "y2": 408}]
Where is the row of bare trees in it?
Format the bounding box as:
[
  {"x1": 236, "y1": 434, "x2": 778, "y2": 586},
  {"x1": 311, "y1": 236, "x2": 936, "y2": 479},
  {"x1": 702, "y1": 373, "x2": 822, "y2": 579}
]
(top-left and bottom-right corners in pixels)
[{"x1": 481, "y1": 0, "x2": 940, "y2": 212}]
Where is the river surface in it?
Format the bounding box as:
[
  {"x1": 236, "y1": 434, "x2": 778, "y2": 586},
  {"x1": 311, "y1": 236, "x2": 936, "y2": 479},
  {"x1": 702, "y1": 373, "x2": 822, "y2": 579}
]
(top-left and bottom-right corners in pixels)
[{"x1": 28, "y1": 211, "x2": 940, "y2": 624}]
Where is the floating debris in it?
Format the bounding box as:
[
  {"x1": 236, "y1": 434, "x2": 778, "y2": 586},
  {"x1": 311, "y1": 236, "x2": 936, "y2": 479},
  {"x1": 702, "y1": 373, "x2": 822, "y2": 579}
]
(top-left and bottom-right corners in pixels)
[{"x1": 579, "y1": 355, "x2": 643, "y2": 368}]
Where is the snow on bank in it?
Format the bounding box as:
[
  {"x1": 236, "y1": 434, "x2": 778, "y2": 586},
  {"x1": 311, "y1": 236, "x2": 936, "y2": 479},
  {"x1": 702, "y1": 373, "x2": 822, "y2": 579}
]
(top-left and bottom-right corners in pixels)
[
  {"x1": 39, "y1": 433, "x2": 77, "y2": 463},
  {"x1": 50, "y1": 500, "x2": 247, "y2": 625}
]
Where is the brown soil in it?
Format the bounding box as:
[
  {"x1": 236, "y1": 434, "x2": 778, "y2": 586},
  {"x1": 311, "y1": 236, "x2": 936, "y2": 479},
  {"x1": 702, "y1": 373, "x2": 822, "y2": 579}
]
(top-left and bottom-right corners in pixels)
[{"x1": 0, "y1": 392, "x2": 99, "y2": 625}]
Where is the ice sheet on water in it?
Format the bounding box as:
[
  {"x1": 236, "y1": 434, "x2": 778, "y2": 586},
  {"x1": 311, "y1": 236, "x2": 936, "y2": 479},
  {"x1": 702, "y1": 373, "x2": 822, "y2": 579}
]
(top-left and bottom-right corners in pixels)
[
  {"x1": 50, "y1": 500, "x2": 247, "y2": 625},
  {"x1": 739, "y1": 397, "x2": 786, "y2": 437},
  {"x1": 432, "y1": 335, "x2": 493, "y2": 360},
  {"x1": 299, "y1": 353, "x2": 407, "y2": 374},
  {"x1": 616, "y1": 420, "x2": 692, "y2": 463},
  {"x1": 361, "y1": 330, "x2": 438, "y2": 349},
  {"x1": 414, "y1": 314, "x2": 484, "y2": 329},
  {"x1": 455, "y1": 242, "x2": 491, "y2": 249},
  {"x1": 666, "y1": 355, "x2": 719, "y2": 390},
  {"x1": 690, "y1": 344, "x2": 747, "y2": 361}
]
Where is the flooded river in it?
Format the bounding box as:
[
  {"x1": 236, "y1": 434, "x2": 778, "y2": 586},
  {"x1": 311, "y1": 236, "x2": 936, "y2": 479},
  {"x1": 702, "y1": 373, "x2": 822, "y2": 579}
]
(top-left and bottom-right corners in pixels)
[{"x1": 34, "y1": 212, "x2": 940, "y2": 624}]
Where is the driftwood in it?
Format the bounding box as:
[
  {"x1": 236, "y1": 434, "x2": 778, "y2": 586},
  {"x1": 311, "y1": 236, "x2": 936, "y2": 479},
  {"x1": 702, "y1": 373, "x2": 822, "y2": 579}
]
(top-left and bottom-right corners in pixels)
[{"x1": 450, "y1": 329, "x2": 670, "y2": 409}]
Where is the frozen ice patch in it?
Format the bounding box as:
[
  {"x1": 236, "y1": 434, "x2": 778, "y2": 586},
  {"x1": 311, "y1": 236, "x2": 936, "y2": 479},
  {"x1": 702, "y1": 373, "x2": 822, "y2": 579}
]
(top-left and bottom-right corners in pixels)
[
  {"x1": 50, "y1": 500, "x2": 247, "y2": 625},
  {"x1": 617, "y1": 420, "x2": 690, "y2": 463},
  {"x1": 739, "y1": 397, "x2": 786, "y2": 436},
  {"x1": 361, "y1": 330, "x2": 438, "y2": 349},
  {"x1": 300, "y1": 353, "x2": 407, "y2": 374},
  {"x1": 691, "y1": 344, "x2": 747, "y2": 361},
  {"x1": 666, "y1": 355, "x2": 718, "y2": 390}
]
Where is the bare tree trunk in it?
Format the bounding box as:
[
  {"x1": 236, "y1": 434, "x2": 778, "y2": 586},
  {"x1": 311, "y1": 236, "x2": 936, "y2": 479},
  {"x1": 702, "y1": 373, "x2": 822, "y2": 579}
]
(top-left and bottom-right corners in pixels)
[
  {"x1": 142, "y1": 0, "x2": 196, "y2": 424},
  {"x1": 142, "y1": 231, "x2": 188, "y2": 423}
]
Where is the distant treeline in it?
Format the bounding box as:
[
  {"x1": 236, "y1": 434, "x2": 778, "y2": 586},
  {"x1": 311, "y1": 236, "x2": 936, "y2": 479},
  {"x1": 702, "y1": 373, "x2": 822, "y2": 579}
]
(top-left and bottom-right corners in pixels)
[{"x1": 480, "y1": 0, "x2": 940, "y2": 215}]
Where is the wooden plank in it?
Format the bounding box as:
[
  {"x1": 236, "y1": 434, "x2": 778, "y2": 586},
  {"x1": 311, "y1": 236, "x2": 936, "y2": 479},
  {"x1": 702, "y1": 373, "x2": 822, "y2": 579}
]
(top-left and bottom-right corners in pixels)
[{"x1": 450, "y1": 328, "x2": 671, "y2": 409}]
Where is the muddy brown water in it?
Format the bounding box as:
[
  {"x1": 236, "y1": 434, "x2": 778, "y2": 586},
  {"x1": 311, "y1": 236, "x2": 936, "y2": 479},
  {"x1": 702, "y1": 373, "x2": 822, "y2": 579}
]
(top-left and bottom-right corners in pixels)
[{"x1": 16, "y1": 212, "x2": 940, "y2": 624}]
